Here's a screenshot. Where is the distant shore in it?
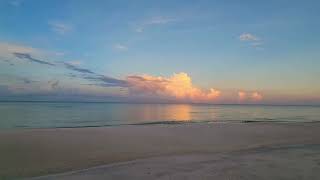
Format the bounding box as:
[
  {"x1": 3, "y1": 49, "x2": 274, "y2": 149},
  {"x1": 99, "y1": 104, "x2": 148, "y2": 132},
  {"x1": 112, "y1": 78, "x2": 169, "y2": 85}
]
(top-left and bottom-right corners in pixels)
[{"x1": 1, "y1": 122, "x2": 320, "y2": 179}]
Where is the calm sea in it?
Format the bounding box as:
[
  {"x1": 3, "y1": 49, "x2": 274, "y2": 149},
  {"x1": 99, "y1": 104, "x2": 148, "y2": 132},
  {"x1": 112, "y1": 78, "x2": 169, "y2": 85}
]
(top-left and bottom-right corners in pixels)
[{"x1": 0, "y1": 102, "x2": 319, "y2": 129}]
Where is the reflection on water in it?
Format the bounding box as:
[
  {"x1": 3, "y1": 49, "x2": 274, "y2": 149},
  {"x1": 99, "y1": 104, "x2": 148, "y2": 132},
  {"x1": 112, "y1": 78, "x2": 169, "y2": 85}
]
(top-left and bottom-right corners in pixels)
[
  {"x1": 162, "y1": 104, "x2": 191, "y2": 121},
  {"x1": 0, "y1": 102, "x2": 319, "y2": 129}
]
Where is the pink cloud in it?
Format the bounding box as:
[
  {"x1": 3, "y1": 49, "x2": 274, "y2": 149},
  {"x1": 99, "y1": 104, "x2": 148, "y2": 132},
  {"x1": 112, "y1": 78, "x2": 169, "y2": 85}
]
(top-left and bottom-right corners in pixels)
[
  {"x1": 251, "y1": 92, "x2": 263, "y2": 101},
  {"x1": 238, "y1": 91, "x2": 263, "y2": 102},
  {"x1": 126, "y1": 72, "x2": 221, "y2": 102}
]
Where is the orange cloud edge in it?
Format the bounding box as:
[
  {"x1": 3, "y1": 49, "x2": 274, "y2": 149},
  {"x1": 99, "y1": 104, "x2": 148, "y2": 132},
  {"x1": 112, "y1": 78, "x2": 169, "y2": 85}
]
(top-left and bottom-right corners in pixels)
[{"x1": 125, "y1": 72, "x2": 263, "y2": 103}]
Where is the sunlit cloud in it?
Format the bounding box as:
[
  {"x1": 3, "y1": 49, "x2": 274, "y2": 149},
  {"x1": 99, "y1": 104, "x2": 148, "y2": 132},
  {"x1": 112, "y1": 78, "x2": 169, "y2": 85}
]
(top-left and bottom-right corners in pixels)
[
  {"x1": 0, "y1": 41, "x2": 265, "y2": 104},
  {"x1": 238, "y1": 91, "x2": 263, "y2": 102},
  {"x1": 251, "y1": 92, "x2": 263, "y2": 101},
  {"x1": 127, "y1": 72, "x2": 221, "y2": 102},
  {"x1": 238, "y1": 91, "x2": 247, "y2": 101}
]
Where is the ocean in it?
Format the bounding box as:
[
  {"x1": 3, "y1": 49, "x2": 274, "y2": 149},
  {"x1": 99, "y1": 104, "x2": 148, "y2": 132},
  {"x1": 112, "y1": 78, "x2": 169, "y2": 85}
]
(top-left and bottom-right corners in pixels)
[{"x1": 0, "y1": 102, "x2": 319, "y2": 129}]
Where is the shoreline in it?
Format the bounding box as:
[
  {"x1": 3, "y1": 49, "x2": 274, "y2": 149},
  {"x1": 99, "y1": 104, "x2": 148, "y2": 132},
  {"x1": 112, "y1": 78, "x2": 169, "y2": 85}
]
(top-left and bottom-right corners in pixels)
[
  {"x1": 2, "y1": 119, "x2": 320, "y2": 130},
  {"x1": 1, "y1": 122, "x2": 320, "y2": 179}
]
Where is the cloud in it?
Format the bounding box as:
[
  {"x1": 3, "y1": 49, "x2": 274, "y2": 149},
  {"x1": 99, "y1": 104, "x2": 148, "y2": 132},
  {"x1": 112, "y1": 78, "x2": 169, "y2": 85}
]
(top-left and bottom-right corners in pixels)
[
  {"x1": 84, "y1": 75, "x2": 128, "y2": 87},
  {"x1": 13, "y1": 52, "x2": 55, "y2": 66},
  {"x1": 1, "y1": 43, "x2": 126, "y2": 88},
  {"x1": 251, "y1": 92, "x2": 263, "y2": 101},
  {"x1": 0, "y1": 42, "x2": 65, "y2": 63},
  {"x1": 0, "y1": 41, "x2": 265, "y2": 104},
  {"x1": 113, "y1": 44, "x2": 128, "y2": 51},
  {"x1": 238, "y1": 91, "x2": 247, "y2": 101},
  {"x1": 63, "y1": 62, "x2": 94, "y2": 74},
  {"x1": 238, "y1": 91, "x2": 263, "y2": 102},
  {"x1": 239, "y1": 33, "x2": 264, "y2": 49},
  {"x1": 126, "y1": 72, "x2": 221, "y2": 102},
  {"x1": 20, "y1": 77, "x2": 38, "y2": 84},
  {"x1": 0, "y1": 42, "x2": 37, "y2": 59},
  {"x1": 239, "y1": 33, "x2": 259, "y2": 41},
  {"x1": 48, "y1": 80, "x2": 59, "y2": 89},
  {"x1": 67, "y1": 60, "x2": 82, "y2": 66},
  {"x1": 146, "y1": 16, "x2": 177, "y2": 25},
  {"x1": 48, "y1": 21, "x2": 73, "y2": 35},
  {"x1": 134, "y1": 16, "x2": 177, "y2": 33}
]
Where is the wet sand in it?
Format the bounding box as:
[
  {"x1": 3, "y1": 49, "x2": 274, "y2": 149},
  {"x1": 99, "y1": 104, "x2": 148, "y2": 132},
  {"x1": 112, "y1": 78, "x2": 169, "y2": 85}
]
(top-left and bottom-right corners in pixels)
[{"x1": 1, "y1": 122, "x2": 320, "y2": 179}]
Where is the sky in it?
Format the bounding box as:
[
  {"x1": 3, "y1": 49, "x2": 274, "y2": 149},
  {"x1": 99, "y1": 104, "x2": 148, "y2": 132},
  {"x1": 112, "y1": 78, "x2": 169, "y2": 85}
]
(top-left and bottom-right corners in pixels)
[{"x1": 0, "y1": 0, "x2": 320, "y2": 104}]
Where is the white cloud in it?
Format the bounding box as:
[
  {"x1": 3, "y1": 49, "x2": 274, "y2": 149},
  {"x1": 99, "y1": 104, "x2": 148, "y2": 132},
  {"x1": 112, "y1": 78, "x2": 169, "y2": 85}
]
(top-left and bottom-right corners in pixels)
[
  {"x1": 239, "y1": 33, "x2": 265, "y2": 49},
  {"x1": 134, "y1": 16, "x2": 177, "y2": 33},
  {"x1": 239, "y1": 33, "x2": 259, "y2": 41},
  {"x1": 48, "y1": 21, "x2": 73, "y2": 35},
  {"x1": 113, "y1": 44, "x2": 128, "y2": 51}
]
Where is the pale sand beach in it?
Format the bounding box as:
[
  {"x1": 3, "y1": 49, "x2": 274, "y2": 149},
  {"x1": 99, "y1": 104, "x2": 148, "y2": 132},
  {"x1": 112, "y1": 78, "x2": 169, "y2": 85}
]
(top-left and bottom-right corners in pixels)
[{"x1": 1, "y1": 122, "x2": 320, "y2": 179}]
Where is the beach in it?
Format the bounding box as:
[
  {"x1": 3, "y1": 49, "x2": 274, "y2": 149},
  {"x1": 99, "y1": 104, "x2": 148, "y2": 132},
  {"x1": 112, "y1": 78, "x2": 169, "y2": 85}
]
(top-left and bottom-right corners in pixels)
[{"x1": 1, "y1": 122, "x2": 320, "y2": 179}]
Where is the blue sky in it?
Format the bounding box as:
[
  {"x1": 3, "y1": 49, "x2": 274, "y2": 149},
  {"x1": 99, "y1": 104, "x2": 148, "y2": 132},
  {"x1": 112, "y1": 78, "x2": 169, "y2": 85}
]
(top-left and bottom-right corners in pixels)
[{"x1": 0, "y1": 0, "x2": 319, "y2": 104}]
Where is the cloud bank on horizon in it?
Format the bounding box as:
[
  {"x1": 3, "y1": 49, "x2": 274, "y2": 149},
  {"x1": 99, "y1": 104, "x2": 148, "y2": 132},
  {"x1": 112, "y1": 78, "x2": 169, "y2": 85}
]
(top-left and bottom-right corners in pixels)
[{"x1": 0, "y1": 41, "x2": 264, "y2": 103}]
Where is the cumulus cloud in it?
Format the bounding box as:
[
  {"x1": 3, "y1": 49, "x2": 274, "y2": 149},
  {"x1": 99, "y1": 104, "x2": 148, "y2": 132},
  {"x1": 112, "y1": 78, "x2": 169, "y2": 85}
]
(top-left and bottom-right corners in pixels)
[
  {"x1": 126, "y1": 72, "x2": 221, "y2": 102},
  {"x1": 48, "y1": 21, "x2": 73, "y2": 35},
  {"x1": 239, "y1": 33, "x2": 259, "y2": 41}
]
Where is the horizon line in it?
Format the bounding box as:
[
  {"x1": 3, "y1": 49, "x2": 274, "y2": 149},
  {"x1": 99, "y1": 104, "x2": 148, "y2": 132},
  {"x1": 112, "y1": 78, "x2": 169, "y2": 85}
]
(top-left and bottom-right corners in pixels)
[{"x1": 0, "y1": 100, "x2": 319, "y2": 107}]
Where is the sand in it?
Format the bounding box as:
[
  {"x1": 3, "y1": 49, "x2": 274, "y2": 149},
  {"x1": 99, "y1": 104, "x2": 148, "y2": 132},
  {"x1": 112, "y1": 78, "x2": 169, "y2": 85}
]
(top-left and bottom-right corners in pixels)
[{"x1": 0, "y1": 122, "x2": 320, "y2": 179}]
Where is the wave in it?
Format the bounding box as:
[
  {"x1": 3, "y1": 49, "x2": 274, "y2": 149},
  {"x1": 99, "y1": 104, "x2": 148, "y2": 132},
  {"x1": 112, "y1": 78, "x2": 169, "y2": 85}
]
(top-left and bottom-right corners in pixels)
[{"x1": 12, "y1": 119, "x2": 320, "y2": 130}]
